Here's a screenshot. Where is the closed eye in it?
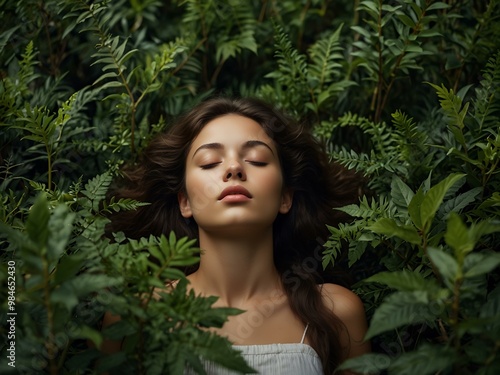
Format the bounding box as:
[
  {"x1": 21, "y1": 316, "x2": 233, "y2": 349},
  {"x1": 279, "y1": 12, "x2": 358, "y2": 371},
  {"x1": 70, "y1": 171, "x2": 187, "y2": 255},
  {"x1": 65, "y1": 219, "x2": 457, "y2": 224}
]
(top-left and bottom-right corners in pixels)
[
  {"x1": 200, "y1": 162, "x2": 221, "y2": 169},
  {"x1": 247, "y1": 161, "x2": 268, "y2": 166}
]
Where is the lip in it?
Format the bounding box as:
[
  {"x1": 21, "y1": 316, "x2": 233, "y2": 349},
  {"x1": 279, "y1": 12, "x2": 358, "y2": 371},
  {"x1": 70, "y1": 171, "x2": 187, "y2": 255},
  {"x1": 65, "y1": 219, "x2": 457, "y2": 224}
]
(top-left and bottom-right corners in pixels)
[{"x1": 218, "y1": 185, "x2": 253, "y2": 201}]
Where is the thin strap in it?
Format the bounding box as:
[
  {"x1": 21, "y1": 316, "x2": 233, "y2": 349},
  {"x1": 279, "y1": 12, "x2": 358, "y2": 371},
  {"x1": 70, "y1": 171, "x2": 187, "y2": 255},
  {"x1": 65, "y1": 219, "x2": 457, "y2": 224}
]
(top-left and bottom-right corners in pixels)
[{"x1": 300, "y1": 323, "x2": 309, "y2": 344}]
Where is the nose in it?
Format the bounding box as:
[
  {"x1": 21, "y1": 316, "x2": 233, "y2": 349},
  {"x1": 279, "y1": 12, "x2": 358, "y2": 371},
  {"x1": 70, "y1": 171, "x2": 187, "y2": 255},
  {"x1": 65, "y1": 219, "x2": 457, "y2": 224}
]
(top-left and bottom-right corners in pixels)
[{"x1": 223, "y1": 161, "x2": 246, "y2": 181}]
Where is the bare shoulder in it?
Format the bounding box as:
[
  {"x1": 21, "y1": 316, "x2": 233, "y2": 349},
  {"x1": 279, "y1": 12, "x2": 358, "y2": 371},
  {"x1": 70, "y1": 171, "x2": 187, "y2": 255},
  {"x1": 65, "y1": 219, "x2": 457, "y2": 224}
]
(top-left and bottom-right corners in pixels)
[
  {"x1": 320, "y1": 283, "x2": 371, "y2": 359},
  {"x1": 319, "y1": 283, "x2": 366, "y2": 319}
]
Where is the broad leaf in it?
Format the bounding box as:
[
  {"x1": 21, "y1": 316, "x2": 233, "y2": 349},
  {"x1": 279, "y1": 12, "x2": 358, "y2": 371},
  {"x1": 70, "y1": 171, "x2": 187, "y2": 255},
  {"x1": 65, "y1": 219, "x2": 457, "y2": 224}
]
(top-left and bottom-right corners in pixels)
[
  {"x1": 368, "y1": 218, "x2": 421, "y2": 244},
  {"x1": 365, "y1": 270, "x2": 439, "y2": 292},
  {"x1": 420, "y1": 173, "x2": 465, "y2": 230},
  {"x1": 337, "y1": 353, "x2": 391, "y2": 374},
  {"x1": 408, "y1": 187, "x2": 424, "y2": 230},
  {"x1": 388, "y1": 344, "x2": 456, "y2": 375},
  {"x1": 464, "y1": 253, "x2": 500, "y2": 278},
  {"x1": 25, "y1": 193, "x2": 50, "y2": 251},
  {"x1": 47, "y1": 204, "x2": 76, "y2": 263},
  {"x1": 365, "y1": 291, "x2": 438, "y2": 339},
  {"x1": 445, "y1": 213, "x2": 473, "y2": 260},
  {"x1": 391, "y1": 175, "x2": 414, "y2": 210},
  {"x1": 427, "y1": 247, "x2": 459, "y2": 285}
]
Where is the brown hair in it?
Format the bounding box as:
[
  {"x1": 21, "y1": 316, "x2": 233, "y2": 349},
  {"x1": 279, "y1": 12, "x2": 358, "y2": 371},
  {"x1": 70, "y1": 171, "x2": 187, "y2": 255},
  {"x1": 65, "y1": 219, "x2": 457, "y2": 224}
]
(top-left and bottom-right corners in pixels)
[{"x1": 108, "y1": 97, "x2": 362, "y2": 374}]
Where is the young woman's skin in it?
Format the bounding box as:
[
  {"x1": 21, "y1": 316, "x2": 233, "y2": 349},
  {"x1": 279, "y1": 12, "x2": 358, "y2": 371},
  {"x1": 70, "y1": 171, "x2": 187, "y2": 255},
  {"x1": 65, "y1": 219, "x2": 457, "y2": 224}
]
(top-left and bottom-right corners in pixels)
[
  {"x1": 101, "y1": 99, "x2": 371, "y2": 374},
  {"x1": 177, "y1": 114, "x2": 370, "y2": 358}
]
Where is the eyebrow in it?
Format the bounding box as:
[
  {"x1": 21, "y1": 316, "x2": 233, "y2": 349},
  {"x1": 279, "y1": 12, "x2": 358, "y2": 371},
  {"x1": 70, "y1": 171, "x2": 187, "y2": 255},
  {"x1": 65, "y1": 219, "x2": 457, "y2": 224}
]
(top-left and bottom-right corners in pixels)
[{"x1": 192, "y1": 140, "x2": 275, "y2": 158}]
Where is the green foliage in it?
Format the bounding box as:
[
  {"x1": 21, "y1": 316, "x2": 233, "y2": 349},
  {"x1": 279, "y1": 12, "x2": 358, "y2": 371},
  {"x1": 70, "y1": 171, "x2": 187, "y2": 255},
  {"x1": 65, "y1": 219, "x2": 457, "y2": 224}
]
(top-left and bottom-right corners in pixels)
[
  {"x1": 325, "y1": 52, "x2": 500, "y2": 374},
  {"x1": 0, "y1": 184, "x2": 251, "y2": 375},
  {"x1": 1, "y1": 0, "x2": 499, "y2": 374}
]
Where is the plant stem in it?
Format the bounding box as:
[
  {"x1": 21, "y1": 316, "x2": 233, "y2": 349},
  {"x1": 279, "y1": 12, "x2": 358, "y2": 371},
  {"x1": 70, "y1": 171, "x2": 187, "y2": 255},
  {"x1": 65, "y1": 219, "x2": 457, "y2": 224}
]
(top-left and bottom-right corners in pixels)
[
  {"x1": 42, "y1": 256, "x2": 58, "y2": 375},
  {"x1": 297, "y1": 0, "x2": 312, "y2": 51}
]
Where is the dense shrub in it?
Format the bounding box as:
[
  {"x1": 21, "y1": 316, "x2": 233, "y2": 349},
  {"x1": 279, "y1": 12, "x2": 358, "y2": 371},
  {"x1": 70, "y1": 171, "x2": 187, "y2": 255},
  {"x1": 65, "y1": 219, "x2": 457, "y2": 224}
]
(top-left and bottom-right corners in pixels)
[{"x1": 1, "y1": 0, "x2": 499, "y2": 374}]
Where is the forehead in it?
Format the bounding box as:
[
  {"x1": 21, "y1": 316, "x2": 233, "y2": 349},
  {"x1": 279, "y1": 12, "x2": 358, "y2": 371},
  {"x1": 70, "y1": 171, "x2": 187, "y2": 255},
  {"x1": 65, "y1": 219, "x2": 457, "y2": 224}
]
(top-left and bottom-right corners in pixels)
[{"x1": 189, "y1": 114, "x2": 276, "y2": 153}]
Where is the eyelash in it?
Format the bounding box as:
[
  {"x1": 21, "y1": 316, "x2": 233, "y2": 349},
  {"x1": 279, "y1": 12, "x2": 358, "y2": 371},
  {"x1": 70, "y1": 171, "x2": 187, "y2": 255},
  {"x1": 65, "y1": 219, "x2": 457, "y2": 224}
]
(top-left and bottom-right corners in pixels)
[
  {"x1": 200, "y1": 162, "x2": 220, "y2": 169},
  {"x1": 200, "y1": 161, "x2": 268, "y2": 169},
  {"x1": 248, "y1": 161, "x2": 267, "y2": 166}
]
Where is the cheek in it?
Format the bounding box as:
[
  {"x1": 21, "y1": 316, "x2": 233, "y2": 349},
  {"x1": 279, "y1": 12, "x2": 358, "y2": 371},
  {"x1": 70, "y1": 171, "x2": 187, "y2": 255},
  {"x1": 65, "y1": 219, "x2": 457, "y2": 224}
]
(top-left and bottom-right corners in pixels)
[
  {"x1": 259, "y1": 168, "x2": 284, "y2": 195},
  {"x1": 184, "y1": 172, "x2": 221, "y2": 211}
]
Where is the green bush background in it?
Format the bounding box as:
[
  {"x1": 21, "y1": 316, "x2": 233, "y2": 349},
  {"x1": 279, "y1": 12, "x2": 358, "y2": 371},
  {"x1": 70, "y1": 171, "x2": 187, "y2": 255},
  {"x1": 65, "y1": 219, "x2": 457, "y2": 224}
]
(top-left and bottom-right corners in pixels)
[{"x1": 1, "y1": 0, "x2": 499, "y2": 374}]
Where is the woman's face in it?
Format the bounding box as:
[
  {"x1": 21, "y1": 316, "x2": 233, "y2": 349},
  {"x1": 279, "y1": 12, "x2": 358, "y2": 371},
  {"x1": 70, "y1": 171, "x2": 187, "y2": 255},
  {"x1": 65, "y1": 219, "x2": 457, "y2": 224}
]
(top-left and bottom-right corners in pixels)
[{"x1": 178, "y1": 114, "x2": 292, "y2": 235}]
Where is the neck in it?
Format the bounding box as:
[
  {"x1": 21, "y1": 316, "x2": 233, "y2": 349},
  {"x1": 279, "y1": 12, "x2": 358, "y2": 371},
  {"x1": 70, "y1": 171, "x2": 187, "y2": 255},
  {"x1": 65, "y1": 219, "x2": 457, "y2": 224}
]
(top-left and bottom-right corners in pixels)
[{"x1": 189, "y1": 227, "x2": 281, "y2": 308}]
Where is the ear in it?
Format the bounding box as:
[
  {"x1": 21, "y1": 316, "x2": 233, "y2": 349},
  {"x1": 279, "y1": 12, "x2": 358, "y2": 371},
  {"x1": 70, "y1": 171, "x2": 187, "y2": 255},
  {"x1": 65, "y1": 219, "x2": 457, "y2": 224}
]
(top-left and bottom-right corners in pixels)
[
  {"x1": 279, "y1": 189, "x2": 293, "y2": 214},
  {"x1": 177, "y1": 191, "x2": 193, "y2": 218}
]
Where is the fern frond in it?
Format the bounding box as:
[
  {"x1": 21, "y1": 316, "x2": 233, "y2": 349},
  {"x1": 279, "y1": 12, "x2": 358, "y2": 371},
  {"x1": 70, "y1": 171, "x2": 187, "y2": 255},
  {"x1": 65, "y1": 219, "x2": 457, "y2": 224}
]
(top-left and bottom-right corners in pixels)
[
  {"x1": 102, "y1": 197, "x2": 150, "y2": 213},
  {"x1": 264, "y1": 22, "x2": 309, "y2": 113},
  {"x1": 215, "y1": 0, "x2": 257, "y2": 62},
  {"x1": 308, "y1": 24, "x2": 344, "y2": 89},
  {"x1": 392, "y1": 110, "x2": 427, "y2": 146},
  {"x1": 81, "y1": 172, "x2": 113, "y2": 210},
  {"x1": 267, "y1": 23, "x2": 307, "y2": 82},
  {"x1": 427, "y1": 82, "x2": 469, "y2": 149},
  {"x1": 331, "y1": 147, "x2": 373, "y2": 175},
  {"x1": 473, "y1": 51, "x2": 500, "y2": 132}
]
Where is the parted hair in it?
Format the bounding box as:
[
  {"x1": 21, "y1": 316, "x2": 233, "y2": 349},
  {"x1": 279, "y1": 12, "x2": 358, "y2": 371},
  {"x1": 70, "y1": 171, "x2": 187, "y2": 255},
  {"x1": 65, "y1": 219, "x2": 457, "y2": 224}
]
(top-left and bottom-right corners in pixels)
[{"x1": 108, "y1": 96, "x2": 362, "y2": 374}]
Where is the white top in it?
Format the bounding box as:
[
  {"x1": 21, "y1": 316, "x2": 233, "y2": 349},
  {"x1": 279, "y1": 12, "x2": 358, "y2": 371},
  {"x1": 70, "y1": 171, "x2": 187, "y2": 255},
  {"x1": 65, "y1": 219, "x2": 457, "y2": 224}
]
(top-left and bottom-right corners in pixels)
[{"x1": 184, "y1": 324, "x2": 324, "y2": 374}]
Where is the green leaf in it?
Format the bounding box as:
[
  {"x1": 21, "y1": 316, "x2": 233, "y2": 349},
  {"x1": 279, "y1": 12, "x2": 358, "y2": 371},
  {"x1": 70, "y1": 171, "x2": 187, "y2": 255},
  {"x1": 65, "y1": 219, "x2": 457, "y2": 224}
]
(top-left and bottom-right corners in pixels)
[
  {"x1": 446, "y1": 214, "x2": 500, "y2": 263},
  {"x1": 0, "y1": 222, "x2": 37, "y2": 254},
  {"x1": 398, "y1": 14, "x2": 416, "y2": 28},
  {"x1": 438, "y1": 187, "x2": 482, "y2": 219},
  {"x1": 445, "y1": 213, "x2": 473, "y2": 259},
  {"x1": 51, "y1": 274, "x2": 122, "y2": 312},
  {"x1": 47, "y1": 204, "x2": 76, "y2": 262},
  {"x1": 427, "y1": 247, "x2": 459, "y2": 284},
  {"x1": 468, "y1": 220, "x2": 500, "y2": 245},
  {"x1": 337, "y1": 353, "x2": 391, "y2": 374},
  {"x1": 70, "y1": 325, "x2": 103, "y2": 348},
  {"x1": 55, "y1": 253, "x2": 85, "y2": 285},
  {"x1": 420, "y1": 173, "x2": 465, "y2": 230},
  {"x1": 427, "y1": 2, "x2": 450, "y2": 11},
  {"x1": 389, "y1": 344, "x2": 455, "y2": 374},
  {"x1": 408, "y1": 187, "x2": 424, "y2": 230},
  {"x1": 365, "y1": 270, "x2": 438, "y2": 292},
  {"x1": 464, "y1": 253, "x2": 500, "y2": 278},
  {"x1": 391, "y1": 175, "x2": 414, "y2": 210},
  {"x1": 185, "y1": 332, "x2": 257, "y2": 374},
  {"x1": 365, "y1": 291, "x2": 437, "y2": 339},
  {"x1": 368, "y1": 218, "x2": 421, "y2": 244},
  {"x1": 25, "y1": 193, "x2": 50, "y2": 250}
]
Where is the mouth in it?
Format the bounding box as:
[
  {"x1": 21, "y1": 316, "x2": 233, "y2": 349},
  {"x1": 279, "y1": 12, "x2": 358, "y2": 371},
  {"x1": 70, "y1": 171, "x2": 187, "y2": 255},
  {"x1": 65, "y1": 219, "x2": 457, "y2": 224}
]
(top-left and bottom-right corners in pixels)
[{"x1": 218, "y1": 185, "x2": 253, "y2": 200}]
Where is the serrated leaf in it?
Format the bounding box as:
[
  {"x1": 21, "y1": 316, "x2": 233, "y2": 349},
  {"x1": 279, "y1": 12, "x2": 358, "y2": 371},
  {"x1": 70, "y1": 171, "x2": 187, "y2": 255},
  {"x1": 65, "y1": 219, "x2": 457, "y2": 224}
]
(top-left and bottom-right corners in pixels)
[
  {"x1": 186, "y1": 332, "x2": 257, "y2": 374},
  {"x1": 427, "y1": 247, "x2": 458, "y2": 284},
  {"x1": 388, "y1": 344, "x2": 455, "y2": 375},
  {"x1": 337, "y1": 353, "x2": 391, "y2": 374},
  {"x1": 464, "y1": 253, "x2": 500, "y2": 278},
  {"x1": 365, "y1": 291, "x2": 436, "y2": 339},
  {"x1": 445, "y1": 213, "x2": 473, "y2": 259},
  {"x1": 365, "y1": 270, "x2": 438, "y2": 292},
  {"x1": 420, "y1": 173, "x2": 465, "y2": 230},
  {"x1": 368, "y1": 218, "x2": 421, "y2": 244},
  {"x1": 438, "y1": 187, "x2": 481, "y2": 219},
  {"x1": 391, "y1": 175, "x2": 415, "y2": 210},
  {"x1": 149, "y1": 244, "x2": 166, "y2": 263}
]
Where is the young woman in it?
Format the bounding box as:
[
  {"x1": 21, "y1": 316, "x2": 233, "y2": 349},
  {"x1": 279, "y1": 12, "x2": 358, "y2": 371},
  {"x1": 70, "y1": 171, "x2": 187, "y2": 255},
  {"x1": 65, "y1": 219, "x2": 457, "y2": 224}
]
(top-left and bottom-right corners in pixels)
[{"x1": 108, "y1": 97, "x2": 370, "y2": 374}]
